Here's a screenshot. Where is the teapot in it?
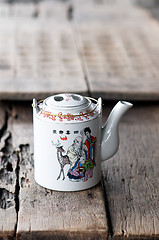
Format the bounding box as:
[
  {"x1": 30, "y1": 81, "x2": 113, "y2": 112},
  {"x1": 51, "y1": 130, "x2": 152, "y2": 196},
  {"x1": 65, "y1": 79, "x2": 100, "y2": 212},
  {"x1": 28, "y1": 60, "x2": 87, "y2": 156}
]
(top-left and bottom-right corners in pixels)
[{"x1": 32, "y1": 93, "x2": 132, "y2": 191}]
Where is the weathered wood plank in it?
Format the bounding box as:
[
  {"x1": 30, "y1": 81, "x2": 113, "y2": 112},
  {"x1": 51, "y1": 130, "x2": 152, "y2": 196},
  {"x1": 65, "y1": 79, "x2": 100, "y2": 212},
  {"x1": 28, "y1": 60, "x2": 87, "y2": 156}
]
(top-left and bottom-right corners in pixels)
[
  {"x1": 6, "y1": 102, "x2": 108, "y2": 239},
  {"x1": 73, "y1": 0, "x2": 159, "y2": 100},
  {"x1": 0, "y1": 1, "x2": 87, "y2": 100},
  {"x1": 0, "y1": 103, "x2": 17, "y2": 239},
  {"x1": 102, "y1": 103, "x2": 159, "y2": 239},
  {"x1": 1, "y1": 100, "x2": 159, "y2": 239}
]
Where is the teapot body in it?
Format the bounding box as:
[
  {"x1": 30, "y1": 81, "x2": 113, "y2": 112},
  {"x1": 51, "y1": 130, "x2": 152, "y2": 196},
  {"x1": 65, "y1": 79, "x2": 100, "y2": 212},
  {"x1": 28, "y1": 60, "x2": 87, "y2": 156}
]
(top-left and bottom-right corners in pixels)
[
  {"x1": 33, "y1": 93, "x2": 102, "y2": 191},
  {"x1": 33, "y1": 93, "x2": 133, "y2": 191}
]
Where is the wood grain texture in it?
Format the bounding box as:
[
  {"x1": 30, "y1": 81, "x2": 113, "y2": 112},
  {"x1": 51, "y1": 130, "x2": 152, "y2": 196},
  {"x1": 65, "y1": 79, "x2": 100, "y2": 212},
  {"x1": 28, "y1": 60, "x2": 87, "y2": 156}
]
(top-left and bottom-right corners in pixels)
[
  {"x1": 5, "y1": 102, "x2": 108, "y2": 240},
  {"x1": 0, "y1": 1, "x2": 87, "y2": 100},
  {"x1": 73, "y1": 0, "x2": 159, "y2": 100},
  {"x1": 0, "y1": 0, "x2": 159, "y2": 100},
  {"x1": 0, "y1": 103, "x2": 17, "y2": 239},
  {"x1": 1, "y1": 100, "x2": 159, "y2": 239},
  {"x1": 102, "y1": 103, "x2": 159, "y2": 239}
]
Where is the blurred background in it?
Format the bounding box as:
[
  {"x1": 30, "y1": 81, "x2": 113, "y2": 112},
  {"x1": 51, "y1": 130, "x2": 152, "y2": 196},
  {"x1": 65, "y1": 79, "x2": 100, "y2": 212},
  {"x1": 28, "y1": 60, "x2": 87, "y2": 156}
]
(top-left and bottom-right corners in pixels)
[{"x1": 0, "y1": 0, "x2": 159, "y2": 101}]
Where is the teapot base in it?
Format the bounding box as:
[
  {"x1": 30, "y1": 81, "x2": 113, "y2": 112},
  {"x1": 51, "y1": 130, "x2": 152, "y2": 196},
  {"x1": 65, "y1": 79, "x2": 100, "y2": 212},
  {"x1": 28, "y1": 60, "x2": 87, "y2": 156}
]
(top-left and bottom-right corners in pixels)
[{"x1": 34, "y1": 176, "x2": 101, "y2": 192}]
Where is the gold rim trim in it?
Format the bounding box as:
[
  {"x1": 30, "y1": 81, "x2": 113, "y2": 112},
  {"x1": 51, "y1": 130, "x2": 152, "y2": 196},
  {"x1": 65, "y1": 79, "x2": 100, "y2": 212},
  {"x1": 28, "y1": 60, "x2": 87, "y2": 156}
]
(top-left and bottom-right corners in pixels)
[{"x1": 32, "y1": 97, "x2": 99, "y2": 118}]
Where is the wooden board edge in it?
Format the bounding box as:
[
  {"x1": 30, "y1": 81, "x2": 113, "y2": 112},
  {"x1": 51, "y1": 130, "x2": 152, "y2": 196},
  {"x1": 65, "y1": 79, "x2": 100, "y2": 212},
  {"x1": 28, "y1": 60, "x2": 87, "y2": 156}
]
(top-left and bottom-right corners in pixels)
[{"x1": 16, "y1": 230, "x2": 108, "y2": 240}]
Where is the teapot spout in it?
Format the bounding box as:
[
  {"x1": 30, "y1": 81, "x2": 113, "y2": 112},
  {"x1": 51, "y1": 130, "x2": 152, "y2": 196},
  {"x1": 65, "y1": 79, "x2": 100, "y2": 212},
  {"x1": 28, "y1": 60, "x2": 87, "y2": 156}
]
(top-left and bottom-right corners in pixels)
[{"x1": 101, "y1": 101, "x2": 133, "y2": 161}]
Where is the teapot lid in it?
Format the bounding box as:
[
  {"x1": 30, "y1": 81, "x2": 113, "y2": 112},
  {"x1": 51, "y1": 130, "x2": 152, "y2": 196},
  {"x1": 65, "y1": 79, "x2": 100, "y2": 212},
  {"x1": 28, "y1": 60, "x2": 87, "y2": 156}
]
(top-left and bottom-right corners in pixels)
[
  {"x1": 44, "y1": 93, "x2": 90, "y2": 110},
  {"x1": 35, "y1": 93, "x2": 100, "y2": 123}
]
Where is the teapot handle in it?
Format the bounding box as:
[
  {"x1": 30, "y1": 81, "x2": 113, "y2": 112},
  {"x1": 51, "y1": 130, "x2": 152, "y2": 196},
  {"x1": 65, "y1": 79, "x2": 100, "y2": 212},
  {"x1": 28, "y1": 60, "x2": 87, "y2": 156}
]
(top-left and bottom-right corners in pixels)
[{"x1": 32, "y1": 99, "x2": 38, "y2": 114}]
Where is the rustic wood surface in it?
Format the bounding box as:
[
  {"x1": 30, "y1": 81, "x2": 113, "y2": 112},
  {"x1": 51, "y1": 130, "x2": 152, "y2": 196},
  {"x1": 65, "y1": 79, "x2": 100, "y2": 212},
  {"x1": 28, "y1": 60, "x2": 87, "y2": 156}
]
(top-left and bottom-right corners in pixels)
[
  {"x1": 0, "y1": 21, "x2": 87, "y2": 100},
  {"x1": 102, "y1": 102, "x2": 159, "y2": 239},
  {"x1": 0, "y1": 103, "x2": 17, "y2": 239},
  {"x1": 0, "y1": 0, "x2": 159, "y2": 100},
  {"x1": 0, "y1": 101, "x2": 159, "y2": 239},
  {"x1": 74, "y1": 0, "x2": 159, "y2": 100}
]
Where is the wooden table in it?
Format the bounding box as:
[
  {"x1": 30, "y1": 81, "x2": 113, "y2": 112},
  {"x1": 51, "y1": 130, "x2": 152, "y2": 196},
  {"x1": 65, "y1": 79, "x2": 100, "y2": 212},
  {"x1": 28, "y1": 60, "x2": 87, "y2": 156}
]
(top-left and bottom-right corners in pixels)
[{"x1": 0, "y1": 0, "x2": 159, "y2": 239}]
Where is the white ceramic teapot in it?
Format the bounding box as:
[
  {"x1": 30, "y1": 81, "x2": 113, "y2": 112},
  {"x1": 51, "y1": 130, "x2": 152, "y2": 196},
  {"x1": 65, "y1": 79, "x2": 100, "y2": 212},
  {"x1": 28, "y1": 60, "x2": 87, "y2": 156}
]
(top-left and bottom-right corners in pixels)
[{"x1": 32, "y1": 93, "x2": 132, "y2": 191}]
